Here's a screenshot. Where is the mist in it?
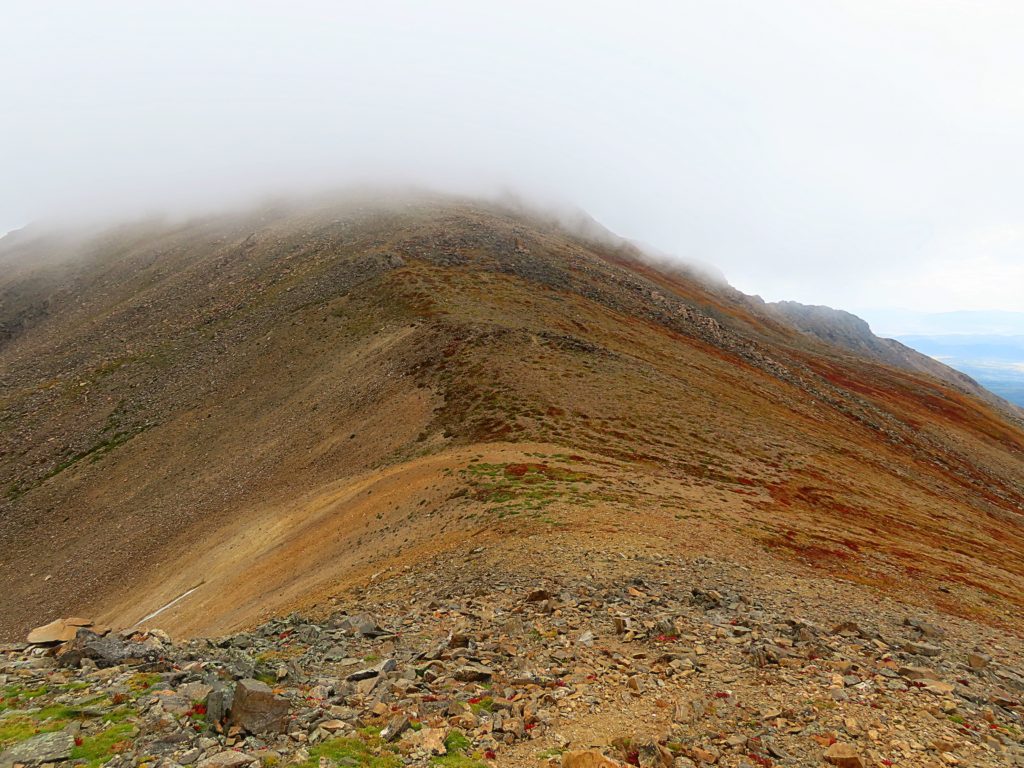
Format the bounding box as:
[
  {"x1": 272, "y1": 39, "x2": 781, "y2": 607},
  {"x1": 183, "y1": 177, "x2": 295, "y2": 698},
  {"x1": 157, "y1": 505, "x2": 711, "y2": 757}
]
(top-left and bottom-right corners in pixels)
[{"x1": 3, "y1": 1, "x2": 1023, "y2": 318}]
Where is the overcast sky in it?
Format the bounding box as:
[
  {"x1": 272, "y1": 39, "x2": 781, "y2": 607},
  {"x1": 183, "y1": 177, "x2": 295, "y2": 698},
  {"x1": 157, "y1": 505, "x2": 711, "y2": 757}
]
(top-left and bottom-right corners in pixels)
[{"x1": 2, "y1": 1, "x2": 1023, "y2": 319}]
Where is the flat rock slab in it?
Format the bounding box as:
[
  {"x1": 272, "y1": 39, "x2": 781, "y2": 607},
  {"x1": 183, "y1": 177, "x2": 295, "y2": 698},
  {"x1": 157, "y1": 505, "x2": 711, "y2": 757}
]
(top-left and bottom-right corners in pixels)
[
  {"x1": 334, "y1": 613, "x2": 387, "y2": 637},
  {"x1": 346, "y1": 658, "x2": 396, "y2": 681},
  {"x1": 0, "y1": 731, "x2": 75, "y2": 768},
  {"x1": 196, "y1": 751, "x2": 257, "y2": 768},
  {"x1": 26, "y1": 619, "x2": 83, "y2": 645},
  {"x1": 824, "y1": 742, "x2": 865, "y2": 768},
  {"x1": 454, "y1": 662, "x2": 494, "y2": 682},
  {"x1": 904, "y1": 641, "x2": 942, "y2": 657},
  {"x1": 56, "y1": 630, "x2": 161, "y2": 669},
  {"x1": 898, "y1": 665, "x2": 940, "y2": 681},
  {"x1": 561, "y1": 750, "x2": 623, "y2": 768}
]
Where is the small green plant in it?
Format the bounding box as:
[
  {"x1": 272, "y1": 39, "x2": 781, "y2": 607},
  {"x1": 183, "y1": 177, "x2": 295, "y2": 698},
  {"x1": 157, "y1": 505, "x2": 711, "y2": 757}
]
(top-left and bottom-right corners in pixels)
[
  {"x1": 35, "y1": 704, "x2": 82, "y2": 722},
  {"x1": 430, "y1": 729, "x2": 488, "y2": 767},
  {"x1": 444, "y1": 730, "x2": 472, "y2": 755},
  {"x1": 255, "y1": 671, "x2": 278, "y2": 686},
  {"x1": 457, "y1": 460, "x2": 601, "y2": 522},
  {"x1": 1, "y1": 684, "x2": 49, "y2": 708},
  {"x1": 10, "y1": 415, "x2": 154, "y2": 499}
]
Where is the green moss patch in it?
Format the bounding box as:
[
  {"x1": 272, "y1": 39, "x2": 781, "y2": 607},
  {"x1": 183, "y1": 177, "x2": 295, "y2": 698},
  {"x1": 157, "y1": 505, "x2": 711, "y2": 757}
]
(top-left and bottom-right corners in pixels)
[
  {"x1": 458, "y1": 460, "x2": 602, "y2": 521},
  {"x1": 295, "y1": 736, "x2": 401, "y2": 768},
  {"x1": 432, "y1": 730, "x2": 487, "y2": 768},
  {"x1": 71, "y1": 723, "x2": 137, "y2": 768},
  {"x1": 0, "y1": 715, "x2": 67, "y2": 748}
]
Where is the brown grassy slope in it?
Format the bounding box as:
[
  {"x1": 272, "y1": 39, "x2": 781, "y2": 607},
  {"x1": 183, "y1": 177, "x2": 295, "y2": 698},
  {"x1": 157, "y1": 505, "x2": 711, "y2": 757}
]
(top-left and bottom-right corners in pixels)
[{"x1": 1, "y1": 196, "x2": 1022, "y2": 639}]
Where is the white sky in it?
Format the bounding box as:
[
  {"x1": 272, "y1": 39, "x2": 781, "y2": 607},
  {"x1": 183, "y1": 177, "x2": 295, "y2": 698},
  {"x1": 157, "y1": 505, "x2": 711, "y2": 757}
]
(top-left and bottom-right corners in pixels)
[{"x1": 2, "y1": 1, "x2": 1023, "y2": 316}]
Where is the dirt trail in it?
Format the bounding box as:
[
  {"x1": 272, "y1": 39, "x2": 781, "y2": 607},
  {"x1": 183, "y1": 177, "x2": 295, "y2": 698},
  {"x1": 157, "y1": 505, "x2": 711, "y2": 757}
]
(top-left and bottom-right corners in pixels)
[{"x1": 102, "y1": 442, "x2": 571, "y2": 637}]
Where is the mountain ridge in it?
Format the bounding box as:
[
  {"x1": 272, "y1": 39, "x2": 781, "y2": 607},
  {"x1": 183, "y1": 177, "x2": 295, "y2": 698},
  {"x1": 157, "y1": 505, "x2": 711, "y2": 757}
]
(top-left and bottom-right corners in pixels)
[
  {"x1": 768, "y1": 300, "x2": 1022, "y2": 419},
  {"x1": 1, "y1": 194, "x2": 1023, "y2": 647}
]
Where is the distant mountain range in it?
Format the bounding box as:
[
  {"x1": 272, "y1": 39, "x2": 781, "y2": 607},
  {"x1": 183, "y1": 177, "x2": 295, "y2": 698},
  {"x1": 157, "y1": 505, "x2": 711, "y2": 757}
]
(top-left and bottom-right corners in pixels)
[
  {"x1": 845, "y1": 310, "x2": 1024, "y2": 407},
  {"x1": 894, "y1": 334, "x2": 1024, "y2": 407}
]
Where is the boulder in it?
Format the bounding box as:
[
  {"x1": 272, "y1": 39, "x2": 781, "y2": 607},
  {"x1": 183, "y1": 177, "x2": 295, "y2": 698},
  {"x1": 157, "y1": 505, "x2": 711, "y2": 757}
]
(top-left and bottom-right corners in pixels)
[
  {"x1": 824, "y1": 742, "x2": 864, "y2": 768},
  {"x1": 405, "y1": 727, "x2": 447, "y2": 755},
  {"x1": 904, "y1": 641, "x2": 942, "y2": 657},
  {"x1": 634, "y1": 740, "x2": 673, "y2": 768},
  {"x1": 334, "y1": 613, "x2": 386, "y2": 637},
  {"x1": 27, "y1": 618, "x2": 85, "y2": 645},
  {"x1": 898, "y1": 665, "x2": 940, "y2": 681},
  {"x1": 229, "y1": 679, "x2": 289, "y2": 734},
  {"x1": 673, "y1": 696, "x2": 706, "y2": 724},
  {"x1": 206, "y1": 684, "x2": 235, "y2": 729},
  {"x1": 56, "y1": 629, "x2": 162, "y2": 668},
  {"x1": 346, "y1": 658, "x2": 396, "y2": 681},
  {"x1": 454, "y1": 662, "x2": 494, "y2": 682},
  {"x1": 196, "y1": 751, "x2": 257, "y2": 768},
  {"x1": 319, "y1": 720, "x2": 352, "y2": 734},
  {"x1": 154, "y1": 690, "x2": 194, "y2": 716},
  {"x1": 379, "y1": 714, "x2": 410, "y2": 742},
  {"x1": 0, "y1": 731, "x2": 75, "y2": 768},
  {"x1": 968, "y1": 652, "x2": 991, "y2": 671},
  {"x1": 904, "y1": 617, "x2": 945, "y2": 639},
  {"x1": 179, "y1": 681, "x2": 214, "y2": 703}
]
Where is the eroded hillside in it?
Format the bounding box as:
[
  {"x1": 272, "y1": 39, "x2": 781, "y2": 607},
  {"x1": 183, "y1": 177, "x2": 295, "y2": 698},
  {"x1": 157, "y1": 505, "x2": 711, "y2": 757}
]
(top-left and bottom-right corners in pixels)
[{"x1": 1, "y1": 196, "x2": 1023, "y2": 643}]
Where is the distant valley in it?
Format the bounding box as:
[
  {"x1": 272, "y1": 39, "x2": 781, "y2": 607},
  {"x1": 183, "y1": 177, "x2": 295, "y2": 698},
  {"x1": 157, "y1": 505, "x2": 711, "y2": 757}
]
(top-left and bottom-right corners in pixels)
[
  {"x1": 896, "y1": 334, "x2": 1024, "y2": 407},
  {"x1": 853, "y1": 309, "x2": 1024, "y2": 408}
]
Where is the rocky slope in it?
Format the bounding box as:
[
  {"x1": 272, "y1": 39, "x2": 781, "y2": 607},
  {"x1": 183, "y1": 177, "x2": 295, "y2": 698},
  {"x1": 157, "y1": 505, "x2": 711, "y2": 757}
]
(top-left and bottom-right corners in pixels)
[
  {"x1": 2, "y1": 543, "x2": 1022, "y2": 768},
  {"x1": 1, "y1": 192, "x2": 1023, "y2": 765}
]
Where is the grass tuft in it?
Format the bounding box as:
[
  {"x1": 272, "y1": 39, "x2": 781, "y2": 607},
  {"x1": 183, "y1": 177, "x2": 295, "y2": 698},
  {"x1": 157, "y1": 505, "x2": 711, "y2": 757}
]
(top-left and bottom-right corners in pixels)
[
  {"x1": 295, "y1": 736, "x2": 401, "y2": 768},
  {"x1": 71, "y1": 723, "x2": 137, "y2": 768}
]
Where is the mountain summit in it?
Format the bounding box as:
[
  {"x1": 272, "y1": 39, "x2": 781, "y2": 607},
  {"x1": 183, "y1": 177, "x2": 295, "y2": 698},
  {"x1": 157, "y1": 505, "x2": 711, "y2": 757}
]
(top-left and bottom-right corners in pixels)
[{"x1": 2, "y1": 195, "x2": 1023, "y2": 765}]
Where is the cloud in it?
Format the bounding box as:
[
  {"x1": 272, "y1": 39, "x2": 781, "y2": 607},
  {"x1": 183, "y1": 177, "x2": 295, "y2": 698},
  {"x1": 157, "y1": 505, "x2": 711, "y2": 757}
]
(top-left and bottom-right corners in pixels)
[{"x1": 2, "y1": 1, "x2": 1023, "y2": 313}]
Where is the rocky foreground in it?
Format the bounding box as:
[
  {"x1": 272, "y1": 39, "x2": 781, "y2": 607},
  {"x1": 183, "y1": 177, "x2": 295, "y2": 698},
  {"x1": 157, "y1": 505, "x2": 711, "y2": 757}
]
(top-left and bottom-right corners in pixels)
[{"x1": 2, "y1": 548, "x2": 1023, "y2": 768}]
